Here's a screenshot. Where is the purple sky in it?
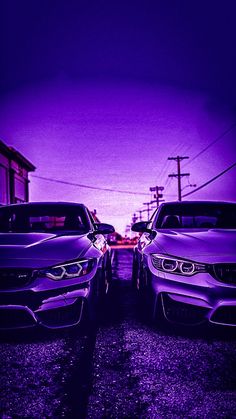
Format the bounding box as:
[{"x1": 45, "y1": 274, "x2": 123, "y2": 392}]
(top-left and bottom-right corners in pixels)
[
  {"x1": 1, "y1": 1, "x2": 236, "y2": 233},
  {"x1": 0, "y1": 80, "x2": 235, "y2": 233}
]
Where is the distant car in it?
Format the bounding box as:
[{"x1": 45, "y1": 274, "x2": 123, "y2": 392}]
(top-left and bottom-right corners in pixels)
[
  {"x1": 0, "y1": 202, "x2": 114, "y2": 330},
  {"x1": 132, "y1": 201, "x2": 236, "y2": 327}
]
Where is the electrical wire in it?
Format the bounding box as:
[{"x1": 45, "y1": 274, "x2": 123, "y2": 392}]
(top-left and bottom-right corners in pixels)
[
  {"x1": 183, "y1": 122, "x2": 236, "y2": 167},
  {"x1": 182, "y1": 162, "x2": 236, "y2": 198},
  {"x1": 30, "y1": 174, "x2": 150, "y2": 196}
]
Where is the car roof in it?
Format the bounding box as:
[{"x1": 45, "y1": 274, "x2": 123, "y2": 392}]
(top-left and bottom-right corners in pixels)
[
  {"x1": 0, "y1": 202, "x2": 89, "y2": 210},
  {"x1": 160, "y1": 200, "x2": 236, "y2": 206}
]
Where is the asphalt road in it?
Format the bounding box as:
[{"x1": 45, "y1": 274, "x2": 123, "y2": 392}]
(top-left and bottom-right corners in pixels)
[{"x1": 1, "y1": 249, "x2": 236, "y2": 418}]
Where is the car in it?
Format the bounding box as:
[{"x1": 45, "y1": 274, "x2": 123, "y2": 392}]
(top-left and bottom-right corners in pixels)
[
  {"x1": 131, "y1": 201, "x2": 236, "y2": 327},
  {"x1": 0, "y1": 202, "x2": 114, "y2": 330}
]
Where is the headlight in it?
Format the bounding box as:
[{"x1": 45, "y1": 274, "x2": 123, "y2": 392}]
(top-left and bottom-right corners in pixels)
[
  {"x1": 40, "y1": 259, "x2": 96, "y2": 280},
  {"x1": 151, "y1": 254, "x2": 206, "y2": 276}
]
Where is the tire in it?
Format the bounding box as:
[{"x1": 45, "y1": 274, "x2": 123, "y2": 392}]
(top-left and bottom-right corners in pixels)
[
  {"x1": 138, "y1": 263, "x2": 148, "y2": 294},
  {"x1": 151, "y1": 293, "x2": 169, "y2": 332},
  {"x1": 94, "y1": 263, "x2": 111, "y2": 322},
  {"x1": 79, "y1": 257, "x2": 112, "y2": 335},
  {"x1": 139, "y1": 267, "x2": 164, "y2": 327},
  {"x1": 97, "y1": 268, "x2": 107, "y2": 299},
  {"x1": 137, "y1": 265, "x2": 151, "y2": 322},
  {"x1": 105, "y1": 256, "x2": 112, "y2": 290},
  {"x1": 132, "y1": 254, "x2": 139, "y2": 289},
  {"x1": 79, "y1": 299, "x2": 97, "y2": 336}
]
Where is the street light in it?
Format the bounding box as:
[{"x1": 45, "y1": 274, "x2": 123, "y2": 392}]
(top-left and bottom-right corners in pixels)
[{"x1": 181, "y1": 183, "x2": 196, "y2": 192}]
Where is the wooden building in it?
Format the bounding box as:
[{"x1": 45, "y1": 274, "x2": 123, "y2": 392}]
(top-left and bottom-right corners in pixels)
[{"x1": 0, "y1": 140, "x2": 35, "y2": 205}]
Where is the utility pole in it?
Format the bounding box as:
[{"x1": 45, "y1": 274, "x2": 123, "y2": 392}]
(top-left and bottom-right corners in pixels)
[
  {"x1": 143, "y1": 202, "x2": 152, "y2": 220},
  {"x1": 149, "y1": 186, "x2": 164, "y2": 208},
  {"x1": 132, "y1": 213, "x2": 138, "y2": 225},
  {"x1": 138, "y1": 210, "x2": 143, "y2": 221},
  {"x1": 168, "y1": 156, "x2": 190, "y2": 201},
  {"x1": 125, "y1": 225, "x2": 131, "y2": 235}
]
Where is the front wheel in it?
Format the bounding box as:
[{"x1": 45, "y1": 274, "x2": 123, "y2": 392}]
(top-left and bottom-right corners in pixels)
[
  {"x1": 136, "y1": 265, "x2": 151, "y2": 322},
  {"x1": 153, "y1": 293, "x2": 166, "y2": 327},
  {"x1": 138, "y1": 268, "x2": 164, "y2": 326},
  {"x1": 79, "y1": 299, "x2": 98, "y2": 336},
  {"x1": 97, "y1": 257, "x2": 112, "y2": 300},
  {"x1": 132, "y1": 254, "x2": 139, "y2": 289}
]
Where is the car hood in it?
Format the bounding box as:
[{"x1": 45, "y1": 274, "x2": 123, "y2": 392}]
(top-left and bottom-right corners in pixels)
[
  {"x1": 151, "y1": 229, "x2": 236, "y2": 263},
  {"x1": 0, "y1": 232, "x2": 92, "y2": 268}
]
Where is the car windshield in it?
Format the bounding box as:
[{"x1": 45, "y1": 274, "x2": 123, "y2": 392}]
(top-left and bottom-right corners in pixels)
[
  {"x1": 154, "y1": 203, "x2": 236, "y2": 229},
  {"x1": 0, "y1": 204, "x2": 91, "y2": 233}
]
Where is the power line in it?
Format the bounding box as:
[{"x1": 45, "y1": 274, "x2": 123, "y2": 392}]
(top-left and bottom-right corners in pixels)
[
  {"x1": 182, "y1": 162, "x2": 236, "y2": 198},
  {"x1": 164, "y1": 174, "x2": 173, "y2": 189},
  {"x1": 184, "y1": 122, "x2": 236, "y2": 167},
  {"x1": 30, "y1": 174, "x2": 150, "y2": 196}
]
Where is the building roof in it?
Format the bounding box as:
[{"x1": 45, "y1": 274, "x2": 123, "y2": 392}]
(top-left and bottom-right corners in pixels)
[{"x1": 0, "y1": 140, "x2": 35, "y2": 171}]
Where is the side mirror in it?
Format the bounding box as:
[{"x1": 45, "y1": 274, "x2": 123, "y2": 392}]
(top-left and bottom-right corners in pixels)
[
  {"x1": 131, "y1": 221, "x2": 152, "y2": 233},
  {"x1": 94, "y1": 223, "x2": 115, "y2": 235}
]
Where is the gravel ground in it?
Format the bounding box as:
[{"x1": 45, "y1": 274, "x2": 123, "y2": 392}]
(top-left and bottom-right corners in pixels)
[
  {"x1": 0, "y1": 331, "x2": 89, "y2": 418},
  {"x1": 0, "y1": 249, "x2": 236, "y2": 418},
  {"x1": 88, "y1": 249, "x2": 236, "y2": 418}
]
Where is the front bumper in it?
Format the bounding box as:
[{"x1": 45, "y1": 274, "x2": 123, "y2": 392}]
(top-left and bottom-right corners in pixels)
[
  {"x1": 148, "y1": 262, "x2": 236, "y2": 327},
  {"x1": 0, "y1": 281, "x2": 91, "y2": 330}
]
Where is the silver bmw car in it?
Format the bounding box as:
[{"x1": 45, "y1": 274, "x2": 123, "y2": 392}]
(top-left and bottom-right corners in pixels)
[
  {"x1": 0, "y1": 202, "x2": 114, "y2": 330},
  {"x1": 132, "y1": 201, "x2": 236, "y2": 327}
]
